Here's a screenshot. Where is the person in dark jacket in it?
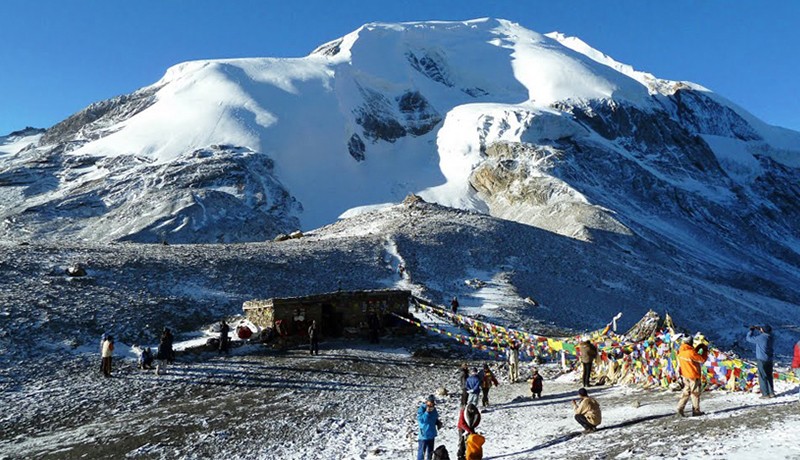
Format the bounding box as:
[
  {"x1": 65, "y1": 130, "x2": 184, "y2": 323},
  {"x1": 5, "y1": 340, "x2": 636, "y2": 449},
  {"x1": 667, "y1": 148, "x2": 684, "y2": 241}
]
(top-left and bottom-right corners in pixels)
[
  {"x1": 480, "y1": 363, "x2": 499, "y2": 407},
  {"x1": 451, "y1": 296, "x2": 459, "y2": 314},
  {"x1": 578, "y1": 340, "x2": 598, "y2": 388},
  {"x1": 219, "y1": 319, "x2": 230, "y2": 354},
  {"x1": 465, "y1": 368, "x2": 482, "y2": 407},
  {"x1": 157, "y1": 327, "x2": 174, "y2": 365},
  {"x1": 308, "y1": 320, "x2": 319, "y2": 355},
  {"x1": 417, "y1": 395, "x2": 440, "y2": 460},
  {"x1": 138, "y1": 346, "x2": 154, "y2": 370},
  {"x1": 456, "y1": 403, "x2": 481, "y2": 460},
  {"x1": 746, "y1": 325, "x2": 775, "y2": 398},
  {"x1": 530, "y1": 368, "x2": 544, "y2": 398},
  {"x1": 459, "y1": 363, "x2": 469, "y2": 407}
]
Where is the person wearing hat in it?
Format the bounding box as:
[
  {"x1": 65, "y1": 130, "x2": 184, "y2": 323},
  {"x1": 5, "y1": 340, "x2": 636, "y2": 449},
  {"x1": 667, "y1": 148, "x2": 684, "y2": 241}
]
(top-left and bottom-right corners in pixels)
[
  {"x1": 465, "y1": 368, "x2": 482, "y2": 407},
  {"x1": 480, "y1": 363, "x2": 499, "y2": 407},
  {"x1": 746, "y1": 325, "x2": 775, "y2": 398},
  {"x1": 416, "y1": 395, "x2": 440, "y2": 460},
  {"x1": 456, "y1": 403, "x2": 481, "y2": 460},
  {"x1": 572, "y1": 388, "x2": 601, "y2": 433},
  {"x1": 677, "y1": 335, "x2": 707, "y2": 416}
]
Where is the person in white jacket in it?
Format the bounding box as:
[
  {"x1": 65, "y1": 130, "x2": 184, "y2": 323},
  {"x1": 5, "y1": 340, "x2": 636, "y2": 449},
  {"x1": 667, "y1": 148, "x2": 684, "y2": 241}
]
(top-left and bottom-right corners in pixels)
[
  {"x1": 101, "y1": 336, "x2": 114, "y2": 377},
  {"x1": 506, "y1": 341, "x2": 520, "y2": 383}
]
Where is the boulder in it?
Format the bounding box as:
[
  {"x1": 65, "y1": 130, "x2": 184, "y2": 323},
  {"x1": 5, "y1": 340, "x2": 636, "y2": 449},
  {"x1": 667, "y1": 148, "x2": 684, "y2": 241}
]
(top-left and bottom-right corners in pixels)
[{"x1": 66, "y1": 264, "x2": 87, "y2": 277}]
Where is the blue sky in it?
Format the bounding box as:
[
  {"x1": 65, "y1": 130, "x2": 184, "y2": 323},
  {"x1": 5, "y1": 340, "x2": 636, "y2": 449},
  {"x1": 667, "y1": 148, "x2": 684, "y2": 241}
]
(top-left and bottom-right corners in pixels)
[{"x1": 1, "y1": 0, "x2": 798, "y2": 135}]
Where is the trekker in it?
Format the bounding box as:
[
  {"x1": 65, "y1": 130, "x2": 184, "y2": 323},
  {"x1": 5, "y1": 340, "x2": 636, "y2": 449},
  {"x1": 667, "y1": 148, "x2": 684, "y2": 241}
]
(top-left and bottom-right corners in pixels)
[
  {"x1": 747, "y1": 325, "x2": 775, "y2": 398},
  {"x1": 506, "y1": 342, "x2": 520, "y2": 383},
  {"x1": 578, "y1": 340, "x2": 598, "y2": 388},
  {"x1": 308, "y1": 320, "x2": 319, "y2": 355},
  {"x1": 219, "y1": 319, "x2": 230, "y2": 354},
  {"x1": 456, "y1": 403, "x2": 481, "y2": 460},
  {"x1": 465, "y1": 368, "x2": 482, "y2": 407},
  {"x1": 792, "y1": 337, "x2": 800, "y2": 399},
  {"x1": 480, "y1": 363, "x2": 499, "y2": 407},
  {"x1": 459, "y1": 363, "x2": 469, "y2": 407},
  {"x1": 572, "y1": 388, "x2": 601, "y2": 433},
  {"x1": 101, "y1": 335, "x2": 114, "y2": 377},
  {"x1": 417, "y1": 395, "x2": 440, "y2": 460},
  {"x1": 677, "y1": 335, "x2": 707, "y2": 416},
  {"x1": 99, "y1": 332, "x2": 108, "y2": 373},
  {"x1": 451, "y1": 296, "x2": 459, "y2": 314},
  {"x1": 367, "y1": 312, "x2": 380, "y2": 344},
  {"x1": 157, "y1": 327, "x2": 175, "y2": 367},
  {"x1": 139, "y1": 346, "x2": 154, "y2": 370},
  {"x1": 530, "y1": 368, "x2": 543, "y2": 399}
]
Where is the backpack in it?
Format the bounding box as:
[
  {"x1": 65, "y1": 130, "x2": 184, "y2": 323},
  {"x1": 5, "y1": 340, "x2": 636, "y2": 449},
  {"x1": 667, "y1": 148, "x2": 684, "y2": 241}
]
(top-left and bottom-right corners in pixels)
[
  {"x1": 466, "y1": 433, "x2": 485, "y2": 460},
  {"x1": 432, "y1": 444, "x2": 450, "y2": 460}
]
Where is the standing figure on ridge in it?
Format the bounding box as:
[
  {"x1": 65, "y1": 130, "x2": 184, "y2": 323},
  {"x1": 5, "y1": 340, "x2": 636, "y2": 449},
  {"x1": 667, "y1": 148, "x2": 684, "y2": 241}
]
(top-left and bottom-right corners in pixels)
[
  {"x1": 677, "y1": 335, "x2": 707, "y2": 416},
  {"x1": 308, "y1": 320, "x2": 319, "y2": 355},
  {"x1": 416, "y1": 395, "x2": 440, "y2": 460},
  {"x1": 578, "y1": 340, "x2": 598, "y2": 388},
  {"x1": 747, "y1": 324, "x2": 775, "y2": 398},
  {"x1": 451, "y1": 296, "x2": 459, "y2": 315},
  {"x1": 792, "y1": 335, "x2": 800, "y2": 399},
  {"x1": 530, "y1": 368, "x2": 544, "y2": 399},
  {"x1": 101, "y1": 335, "x2": 114, "y2": 377},
  {"x1": 219, "y1": 319, "x2": 230, "y2": 354},
  {"x1": 456, "y1": 403, "x2": 481, "y2": 460},
  {"x1": 465, "y1": 367, "x2": 482, "y2": 407},
  {"x1": 506, "y1": 341, "x2": 520, "y2": 384},
  {"x1": 480, "y1": 363, "x2": 499, "y2": 407},
  {"x1": 459, "y1": 363, "x2": 469, "y2": 407},
  {"x1": 157, "y1": 327, "x2": 175, "y2": 373}
]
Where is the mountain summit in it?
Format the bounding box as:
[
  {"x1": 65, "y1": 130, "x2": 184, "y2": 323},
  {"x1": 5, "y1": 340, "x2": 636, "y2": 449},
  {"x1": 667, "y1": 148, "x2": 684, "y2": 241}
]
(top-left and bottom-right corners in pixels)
[{"x1": 0, "y1": 18, "x2": 798, "y2": 246}]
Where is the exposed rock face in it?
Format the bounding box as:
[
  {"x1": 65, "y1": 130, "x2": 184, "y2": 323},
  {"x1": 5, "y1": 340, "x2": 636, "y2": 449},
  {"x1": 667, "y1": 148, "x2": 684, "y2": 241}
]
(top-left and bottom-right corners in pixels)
[
  {"x1": 0, "y1": 144, "x2": 300, "y2": 244},
  {"x1": 471, "y1": 141, "x2": 631, "y2": 241},
  {"x1": 354, "y1": 86, "x2": 407, "y2": 143},
  {"x1": 354, "y1": 88, "x2": 441, "y2": 143},
  {"x1": 406, "y1": 50, "x2": 453, "y2": 87},
  {"x1": 397, "y1": 91, "x2": 441, "y2": 136},
  {"x1": 348, "y1": 134, "x2": 366, "y2": 161},
  {"x1": 669, "y1": 89, "x2": 761, "y2": 141},
  {"x1": 41, "y1": 87, "x2": 159, "y2": 146}
]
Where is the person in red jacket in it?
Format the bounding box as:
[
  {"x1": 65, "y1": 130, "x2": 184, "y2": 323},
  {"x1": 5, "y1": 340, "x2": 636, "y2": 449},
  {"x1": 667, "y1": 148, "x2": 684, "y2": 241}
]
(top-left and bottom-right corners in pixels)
[
  {"x1": 793, "y1": 338, "x2": 800, "y2": 399},
  {"x1": 456, "y1": 403, "x2": 481, "y2": 460}
]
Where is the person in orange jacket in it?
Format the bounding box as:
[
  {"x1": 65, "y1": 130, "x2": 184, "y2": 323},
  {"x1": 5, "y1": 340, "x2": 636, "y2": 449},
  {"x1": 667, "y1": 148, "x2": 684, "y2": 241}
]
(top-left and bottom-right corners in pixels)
[{"x1": 677, "y1": 335, "x2": 707, "y2": 417}]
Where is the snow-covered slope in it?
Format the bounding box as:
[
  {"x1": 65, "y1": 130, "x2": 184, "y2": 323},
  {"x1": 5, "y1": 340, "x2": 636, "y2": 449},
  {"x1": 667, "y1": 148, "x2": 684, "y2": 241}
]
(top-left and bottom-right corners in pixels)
[{"x1": 3, "y1": 17, "x2": 797, "y2": 246}]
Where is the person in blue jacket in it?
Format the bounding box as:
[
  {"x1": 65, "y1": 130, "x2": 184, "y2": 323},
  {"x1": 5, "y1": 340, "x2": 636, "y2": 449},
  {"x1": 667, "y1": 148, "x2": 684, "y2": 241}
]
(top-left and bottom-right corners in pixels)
[
  {"x1": 465, "y1": 367, "x2": 482, "y2": 407},
  {"x1": 417, "y1": 395, "x2": 440, "y2": 460},
  {"x1": 746, "y1": 324, "x2": 775, "y2": 398}
]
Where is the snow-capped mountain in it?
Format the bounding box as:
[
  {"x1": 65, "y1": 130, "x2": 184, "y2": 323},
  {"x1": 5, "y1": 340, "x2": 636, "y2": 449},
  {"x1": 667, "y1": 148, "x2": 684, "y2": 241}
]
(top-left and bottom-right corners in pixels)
[{"x1": 1, "y1": 18, "x2": 799, "y2": 256}]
